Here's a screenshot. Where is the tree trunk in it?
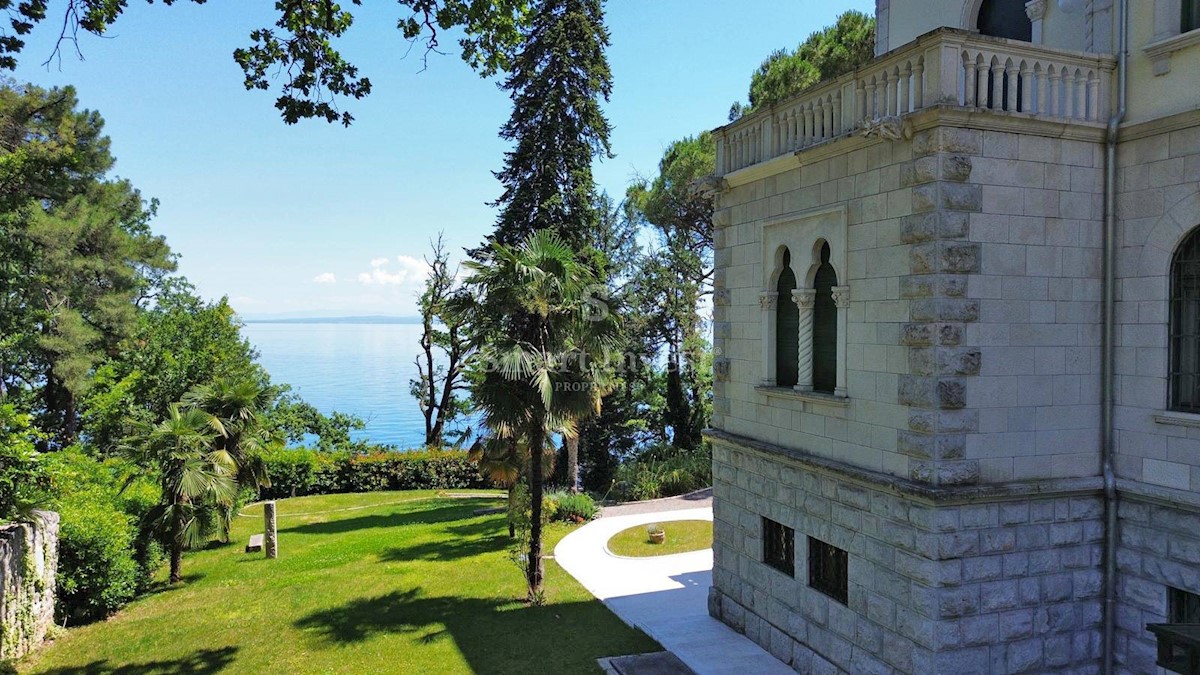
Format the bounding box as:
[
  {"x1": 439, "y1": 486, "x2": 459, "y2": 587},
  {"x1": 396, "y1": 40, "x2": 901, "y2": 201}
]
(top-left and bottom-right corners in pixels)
[
  {"x1": 169, "y1": 512, "x2": 184, "y2": 584},
  {"x1": 507, "y1": 484, "x2": 516, "y2": 538},
  {"x1": 565, "y1": 433, "x2": 580, "y2": 494},
  {"x1": 527, "y1": 423, "x2": 545, "y2": 602},
  {"x1": 63, "y1": 389, "x2": 78, "y2": 444}
]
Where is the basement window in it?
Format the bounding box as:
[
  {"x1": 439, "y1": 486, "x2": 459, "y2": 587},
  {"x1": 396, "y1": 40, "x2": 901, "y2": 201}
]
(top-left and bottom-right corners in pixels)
[
  {"x1": 1172, "y1": 587, "x2": 1200, "y2": 623},
  {"x1": 1147, "y1": 588, "x2": 1200, "y2": 674},
  {"x1": 808, "y1": 537, "x2": 848, "y2": 605},
  {"x1": 762, "y1": 518, "x2": 794, "y2": 577}
]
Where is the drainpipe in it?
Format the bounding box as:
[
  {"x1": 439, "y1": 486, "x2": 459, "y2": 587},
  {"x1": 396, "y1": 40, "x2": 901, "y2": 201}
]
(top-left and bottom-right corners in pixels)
[{"x1": 1101, "y1": 0, "x2": 1128, "y2": 672}]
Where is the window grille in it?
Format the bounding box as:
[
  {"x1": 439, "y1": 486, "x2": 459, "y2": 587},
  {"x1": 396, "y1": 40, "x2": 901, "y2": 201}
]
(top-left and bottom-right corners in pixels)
[
  {"x1": 1170, "y1": 230, "x2": 1200, "y2": 412},
  {"x1": 762, "y1": 518, "x2": 795, "y2": 577},
  {"x1": 1171, "y1": 587, "x2": 1200, "y2": 623},
  {"x1": 808, "y1": 536, "x2": 848, "y2": 604}
]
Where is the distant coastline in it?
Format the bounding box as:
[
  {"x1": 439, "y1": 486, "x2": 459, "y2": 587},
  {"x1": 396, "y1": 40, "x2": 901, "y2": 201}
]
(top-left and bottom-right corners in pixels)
[{"x1": 243, "y1": 315, "x2": 423, "y2": 325}]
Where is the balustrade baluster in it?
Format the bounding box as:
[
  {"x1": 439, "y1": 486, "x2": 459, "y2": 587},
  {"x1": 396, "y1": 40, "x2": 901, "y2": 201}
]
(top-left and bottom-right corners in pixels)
[
  {"x1": 1036, "y1": 64, "x2": 1047, "y2": 115},
  {"x1": 913, "y1": 58, "x2": 924, "y2": 109},
  {"x1": 900, "y1": 63, "x2": 911, "y2": 113},
  {"x1": 1070, "y1": 69, "x2": 1080, "y2": 118},
  {"x1": 964, "y1": 54, "x2": 978, "y2": 107},
  {"x1": 990, "y1": 57, "x2": 1004, "y2": 110},
  {"x1": 1049, "y1": 66, "x2": 1061, "y2": 117},
  {"x1": 1087, "y1": 73, "x2": 1100, "y2": 122},
  {"x1": 832, "y1": 92, "x2": 843, "y2": 135},
  {"x1": 1006, "y1": 60, "x2": 1018, "y2": 111},
  {"x1": 1073, "y1": 70, "x2": 1086, "y2": 121},
  {"x1": 1019, "y1": 62, "x2": 1033, "y2": 113}
]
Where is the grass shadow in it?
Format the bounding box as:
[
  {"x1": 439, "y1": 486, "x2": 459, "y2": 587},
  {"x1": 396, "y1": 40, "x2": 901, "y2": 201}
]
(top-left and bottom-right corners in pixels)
[
  {"x1": 279, "y1": 501, "x2": 493, "y2": 536},
  {"x1": 379, "y1": 518, "x2": 509, "y2": 562},
  {"x1": 36, "y1": 646, "x2": 238, "y2": 674},
  {"x1": 294, "y1": 588, "x2": 644, "y2": 673},
  {"x1": 139, "y1": 573, "x2": 205, "y2": 597}
]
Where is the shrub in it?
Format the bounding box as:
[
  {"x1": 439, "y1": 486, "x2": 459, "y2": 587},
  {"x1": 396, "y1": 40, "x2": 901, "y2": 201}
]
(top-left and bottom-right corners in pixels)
[
  {"x1": 258, "y1": 447, "x2": 492, "y2": 499},
  {"x1": 44, "y1": 449, "x2": 162, "y2": 623},
  {"x1": 55, "y1": 500, "x2": 140, "y2": 623},
  {"x1": 0, "y1": 404, "x2": 51, "y2": 520},
  {"x1": 612, "y1": 444, "x2": 712, "y2": 502},
  {"x1": 544, "y1": 490, "x2": 599, "y2": 523}
]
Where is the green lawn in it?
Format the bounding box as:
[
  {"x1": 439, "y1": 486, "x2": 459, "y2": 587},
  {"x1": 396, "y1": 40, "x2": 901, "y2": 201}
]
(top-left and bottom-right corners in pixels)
[
  {"x1": 606, "y1": 520, "x2": 712, "y2": 558},
  {"x1": 21, "y1": 491, "x2": 659, "y2": 674}
]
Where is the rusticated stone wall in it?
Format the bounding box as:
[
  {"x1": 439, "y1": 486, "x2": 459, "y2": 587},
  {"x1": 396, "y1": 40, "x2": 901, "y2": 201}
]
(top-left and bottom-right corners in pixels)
[
  {"x1": 709, "y1": 437, "x2": 1105, "y2": 674},
  {"x1": 0, "y1": 511, "x2": 58, "y2": 661}
]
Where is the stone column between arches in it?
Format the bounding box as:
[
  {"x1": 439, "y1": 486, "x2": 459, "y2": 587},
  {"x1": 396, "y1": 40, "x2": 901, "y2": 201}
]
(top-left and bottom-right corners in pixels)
[
  {"x1": 791, "y1": 289, "x2": 816, "y2": 391},
  {"x1": 759, "y1": 291, "x2": 778, "y2": 386},
  {"x1": 832, "y1": 285, "x2": 852, "y2": 398}
]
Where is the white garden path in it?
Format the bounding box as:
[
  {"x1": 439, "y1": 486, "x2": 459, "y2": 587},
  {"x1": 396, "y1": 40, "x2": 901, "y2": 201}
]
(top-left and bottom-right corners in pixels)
[{"x1": 554, "y1": 506, "x2": 793, "y2": 675}]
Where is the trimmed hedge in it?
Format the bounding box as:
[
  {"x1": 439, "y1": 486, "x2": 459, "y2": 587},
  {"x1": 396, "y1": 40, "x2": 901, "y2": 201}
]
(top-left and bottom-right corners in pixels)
[{"x1": 258, "y1": 448, "x2": 492, "y2": 499}]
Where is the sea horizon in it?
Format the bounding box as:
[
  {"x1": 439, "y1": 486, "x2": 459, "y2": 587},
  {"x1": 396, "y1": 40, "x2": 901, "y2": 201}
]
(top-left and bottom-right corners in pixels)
[{"x1": 242, "y1": 322, "x2": 467, "y2": 450}]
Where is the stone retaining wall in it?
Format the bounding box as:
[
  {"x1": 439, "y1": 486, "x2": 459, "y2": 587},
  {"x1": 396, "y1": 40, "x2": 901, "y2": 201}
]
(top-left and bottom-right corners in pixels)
[{"x1": 0, "y1": 511, "x2": 58, "y2": 661}]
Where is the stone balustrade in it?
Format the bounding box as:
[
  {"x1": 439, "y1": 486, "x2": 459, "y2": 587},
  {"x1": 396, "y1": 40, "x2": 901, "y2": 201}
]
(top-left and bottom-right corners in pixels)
[{"x1": 715, "y1": 28, "x2": 1117, "y2": 176}]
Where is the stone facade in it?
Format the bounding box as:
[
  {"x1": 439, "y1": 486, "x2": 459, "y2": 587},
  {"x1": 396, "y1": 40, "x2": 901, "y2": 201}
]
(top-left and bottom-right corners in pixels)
[
  {"x1": 706, "y1": 2, "x2": 1200, "y2": 673},
  {"x1": 0, "y1": 511, "x2": 58, "y2": 661},
  {"x1": 710, "y1": 440, "x2": 1105, "y2": 674}
]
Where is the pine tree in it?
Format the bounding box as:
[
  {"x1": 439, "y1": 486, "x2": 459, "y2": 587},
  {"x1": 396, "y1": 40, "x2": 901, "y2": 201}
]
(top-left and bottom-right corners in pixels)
[{"x1": 488, "y1": 0, "x2": 613, "y2": 251}]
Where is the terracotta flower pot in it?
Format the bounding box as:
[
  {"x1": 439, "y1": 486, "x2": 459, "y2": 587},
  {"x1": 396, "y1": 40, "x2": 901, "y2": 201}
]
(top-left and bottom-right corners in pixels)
[{"x1": 649, "y1": 531, "x2": 666, "y2": 544}]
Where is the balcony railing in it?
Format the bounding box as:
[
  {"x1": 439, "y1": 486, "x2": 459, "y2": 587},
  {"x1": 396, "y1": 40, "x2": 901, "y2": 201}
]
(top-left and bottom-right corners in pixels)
[{"x1": 714, "y1": 28, "x2": 1117, "y2": 176}]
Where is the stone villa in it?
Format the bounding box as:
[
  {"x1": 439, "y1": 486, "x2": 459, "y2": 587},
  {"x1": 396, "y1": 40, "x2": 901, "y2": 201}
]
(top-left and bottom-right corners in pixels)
[{"x1": 704, "y1": 0, "x2": 1200, "y2": 672}]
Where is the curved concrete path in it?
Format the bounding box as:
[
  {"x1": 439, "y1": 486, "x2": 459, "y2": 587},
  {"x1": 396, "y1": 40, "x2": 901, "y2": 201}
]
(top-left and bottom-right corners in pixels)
[{"x1": 555, "y1": 507, "x2": 792, "y2": 675}]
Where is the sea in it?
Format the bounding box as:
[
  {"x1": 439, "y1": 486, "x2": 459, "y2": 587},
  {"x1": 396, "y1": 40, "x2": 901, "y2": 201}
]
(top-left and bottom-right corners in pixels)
[{"x1": 242, "y1": 322, "x2": 450, "y2": 450}]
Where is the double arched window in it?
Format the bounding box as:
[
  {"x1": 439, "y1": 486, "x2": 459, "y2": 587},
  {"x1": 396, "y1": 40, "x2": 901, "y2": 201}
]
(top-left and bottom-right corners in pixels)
[
  {"x1": 768, "y1": 242, "x2": 844, "y2": 396},
  {"x1": 1170, "y1": 228, "x2": 1200, "y2": 411}
]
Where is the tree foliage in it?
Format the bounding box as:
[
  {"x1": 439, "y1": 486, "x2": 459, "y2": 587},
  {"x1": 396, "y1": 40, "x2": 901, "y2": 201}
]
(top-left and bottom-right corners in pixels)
[
  {"x1": 0, "y1": 1, "x2": 531, "y2": 125},
  {"x1": 487, "y1": 0, "x2": 612, "y2": 250},
  {"x1": 0, "y1": 82, "x2": 174, "y2": 445},
  {"x1": 728, "y1": 10, "x2": 875, "y2": 120},
  {"x1": 410, "y1": 234, "x2": 473, "y2": 448},
  {"x1": 624, "y1": 134, "x2": 715, "y2": 451}
]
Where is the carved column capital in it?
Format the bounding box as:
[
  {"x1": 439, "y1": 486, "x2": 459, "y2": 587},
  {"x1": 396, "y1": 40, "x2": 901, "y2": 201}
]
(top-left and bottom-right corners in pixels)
[
  {"x1": 1025, "y1": 0, "x2": 1046, "y2": 21},
  {"x1": 791, "y1": 288, "x2": 816, "y2": 310},
  {"x1": 759, "y1": 292, "x2": 779, "y2": 311},
  {"x1": 831, "y1": 285, "x2": 852, "y2": 309}
]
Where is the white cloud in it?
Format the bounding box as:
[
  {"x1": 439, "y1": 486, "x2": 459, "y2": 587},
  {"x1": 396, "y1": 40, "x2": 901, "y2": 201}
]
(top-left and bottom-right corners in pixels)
[
  {"x1": 312, "y1": 272, "x2": 337, "y2": 284},
  {"x1": 356, "y1": 254, "x2": 430, "y2": 287}
]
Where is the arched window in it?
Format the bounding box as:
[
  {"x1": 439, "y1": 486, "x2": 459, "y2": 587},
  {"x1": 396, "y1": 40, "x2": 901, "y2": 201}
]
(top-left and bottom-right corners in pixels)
[
  {"x1": 977, "y1": 0, "x2": 1033, "y2": 41},
  {"x1": 812, "y1": 243, "x2": 838, "y2": 394},
  {"x1": 1170, "y1": 229, "x2": 1200, "y2": 412},
  {"x1": 776, "y1": 249, "x2": 799, "y2": 387}
]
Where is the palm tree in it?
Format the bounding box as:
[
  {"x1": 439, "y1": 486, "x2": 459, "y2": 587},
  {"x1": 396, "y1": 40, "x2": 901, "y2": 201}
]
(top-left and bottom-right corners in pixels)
[
  {"x1": 125, "y1": 404, "x2": 237, "y2": 584},
  {"x1": 182, "y1": 377, "x2": 277, "y2": 539},
  {"x1": 462, "y1": 230, "x2": 620, "y2": 601},
  {"x1": 470, "y1": 432, "x2": 558, "y2": 538}
]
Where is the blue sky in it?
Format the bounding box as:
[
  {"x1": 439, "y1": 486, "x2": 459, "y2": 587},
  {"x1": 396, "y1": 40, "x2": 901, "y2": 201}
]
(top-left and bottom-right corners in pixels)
[{"x1": 13, "y1": 0, "x2": 872, "y2": 318}]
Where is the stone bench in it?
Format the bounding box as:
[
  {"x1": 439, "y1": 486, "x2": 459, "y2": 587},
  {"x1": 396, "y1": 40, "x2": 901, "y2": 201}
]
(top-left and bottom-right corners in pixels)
[{"x1": 245, "y1": 533, "x2": 264, "y2": 553}]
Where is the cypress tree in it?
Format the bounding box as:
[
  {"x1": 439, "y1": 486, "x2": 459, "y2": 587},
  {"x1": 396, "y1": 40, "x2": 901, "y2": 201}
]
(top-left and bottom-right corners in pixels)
[{"x1": 488, "y1": 0, "x2": 613, "y2": 251}]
